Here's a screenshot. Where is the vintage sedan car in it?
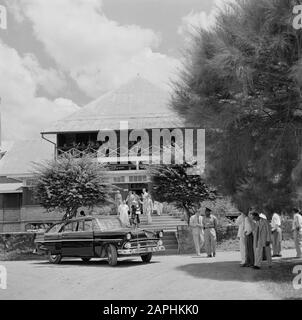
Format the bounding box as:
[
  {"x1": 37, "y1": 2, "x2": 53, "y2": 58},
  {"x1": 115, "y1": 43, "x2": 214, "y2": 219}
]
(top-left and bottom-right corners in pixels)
[{"x1": 35, "y1": 215, "x2": 165, "y2": 266}]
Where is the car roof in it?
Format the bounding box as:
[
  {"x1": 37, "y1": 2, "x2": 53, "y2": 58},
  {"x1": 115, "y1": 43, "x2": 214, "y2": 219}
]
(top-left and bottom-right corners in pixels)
[{"x1": 65, "y1": 215, "x2": 119, "y2": 223}]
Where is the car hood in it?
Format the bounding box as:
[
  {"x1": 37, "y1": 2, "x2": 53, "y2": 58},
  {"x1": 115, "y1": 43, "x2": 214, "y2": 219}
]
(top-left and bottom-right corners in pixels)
[{"x1": 95, "y1": 227, "x2": 157, "y2": 238}]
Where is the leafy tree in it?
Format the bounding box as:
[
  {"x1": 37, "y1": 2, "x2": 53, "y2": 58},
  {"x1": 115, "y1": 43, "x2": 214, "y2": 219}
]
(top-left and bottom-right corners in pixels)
[
  {"x1": 148, "y1": 163, "x2": 216, "y2": 224},
  {"x1": 33, "y1": 154, "x2": 114, "y2": 220},
  {"x1": 171, "y1": 0, "x2": 302, "y2": 213}
]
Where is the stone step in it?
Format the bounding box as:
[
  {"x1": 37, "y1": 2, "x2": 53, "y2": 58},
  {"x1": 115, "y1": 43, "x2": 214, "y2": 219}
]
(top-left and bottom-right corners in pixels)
[
  {"x1": 154, "y1": 248, "x2": 178, "y2": 255},
  {"x1": 140, "y1": 216, "x2": 185, "y2": 221},
  {"x1": 161, "y1": 239, "x2": 177, "y2": 245}
]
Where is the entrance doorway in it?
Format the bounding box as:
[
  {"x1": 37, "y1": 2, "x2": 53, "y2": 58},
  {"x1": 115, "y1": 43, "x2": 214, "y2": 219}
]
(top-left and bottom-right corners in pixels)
[{"x1": 129, "y1": 183, "x2": 149, "y2": 197}]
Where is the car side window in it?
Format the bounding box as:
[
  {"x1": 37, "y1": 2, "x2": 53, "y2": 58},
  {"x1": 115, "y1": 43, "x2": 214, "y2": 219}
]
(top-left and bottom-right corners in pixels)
[
  {"x1": 47, "y1": 223, "x2": 63, "y2": 233},
  {"x1": 63, "y1": 222, "x2": 74, "y2": 232},
  {"x1": 92, "y1": 219, "x2": 100, "y2": 231},
  {"x1": 84, "y1": 220, "x2": 93, "y2": 232},
  {"x1": 77, "y1": 221, "x2": 84, "y2": 231}
]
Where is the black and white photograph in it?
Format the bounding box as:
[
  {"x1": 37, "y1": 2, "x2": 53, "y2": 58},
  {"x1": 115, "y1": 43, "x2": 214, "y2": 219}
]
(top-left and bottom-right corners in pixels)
[{"x1": 0, "y1": 0, "x2": 302, "y2": 309}]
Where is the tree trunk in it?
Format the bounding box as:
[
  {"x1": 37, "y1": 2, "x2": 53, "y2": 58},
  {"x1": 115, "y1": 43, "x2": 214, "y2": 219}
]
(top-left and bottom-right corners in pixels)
[
  {"x1": 62, "y1": 207, "x2": 78, "y2": 221},
  {"x1": 182, "y1": 204, "x2": 191, "y2": 225}
]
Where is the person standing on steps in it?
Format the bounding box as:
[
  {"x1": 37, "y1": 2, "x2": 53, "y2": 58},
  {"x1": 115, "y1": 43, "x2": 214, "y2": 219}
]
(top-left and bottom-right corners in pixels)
[
  {"x1": 145, "y1": 194, "x2": 153, "y2": 224},
  {"x1": 118, "y1": 200, "x2": 130, "y2": 227},
  {"x1": 203, "y1": 207, "x2": 218, "y2": 258}
]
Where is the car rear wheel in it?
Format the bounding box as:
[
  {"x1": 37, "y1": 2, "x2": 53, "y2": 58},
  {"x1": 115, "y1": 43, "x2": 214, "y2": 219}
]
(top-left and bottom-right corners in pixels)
[
  {"x1": 48, "y1": 253, "x2": 62, "y2": 264},
  {"x1": 107, "y1": 244, "x2": 118, "y2": 266},
  {"x1": 141, "y1": 253, "x2": 152, "y2": 263},
  {"x1": 81, "y1": 258, "x2": 91, "y2": 263}
]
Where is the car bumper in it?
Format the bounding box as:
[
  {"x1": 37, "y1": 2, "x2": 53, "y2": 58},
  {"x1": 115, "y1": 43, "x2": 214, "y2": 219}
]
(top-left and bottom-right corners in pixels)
[{"x1": 118, "y1": 245, "x2": 165, "y2": 255}]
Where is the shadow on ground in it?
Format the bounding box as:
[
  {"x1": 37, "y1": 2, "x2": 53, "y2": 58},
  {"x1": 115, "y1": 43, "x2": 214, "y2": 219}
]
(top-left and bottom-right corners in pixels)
[
  {"x1": 176, "y1": 258, "x2": 302, "y2": 299},
  {"x1": 31, "y1": 258, "x2": 160, "y2": 269}
]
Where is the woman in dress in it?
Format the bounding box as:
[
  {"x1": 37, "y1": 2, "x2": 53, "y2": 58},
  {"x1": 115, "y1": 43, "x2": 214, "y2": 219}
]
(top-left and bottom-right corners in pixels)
[
  {"x1": 142, "y1": 188, "x2": 149, "y2": 215},
  {"x1": 118, "y1": 200, "x2": 130, "y2": 227},
  {"x1": 145, "y1": 195, "x2": 153, "y2": 224}
]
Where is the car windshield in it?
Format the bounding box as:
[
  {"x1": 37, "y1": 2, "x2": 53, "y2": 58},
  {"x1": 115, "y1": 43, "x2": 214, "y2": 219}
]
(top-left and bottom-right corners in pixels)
[
  {"x1": 47, "y1": 223, "x2": 64, "y2": 233},
  {"x1": 95, "y1": 218, "x2": 125, "y2": 231}
]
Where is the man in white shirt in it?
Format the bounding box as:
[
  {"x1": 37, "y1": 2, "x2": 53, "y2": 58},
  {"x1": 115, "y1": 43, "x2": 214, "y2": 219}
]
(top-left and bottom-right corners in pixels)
[
  {"x1": 235, "y1": 212, "x2": 246, "y2": 266},
  {"x1": 271, "y1": 212, "x2": 282, "y2": 257},
  {"x1": 292, "y1": 208, "x2": 302, "y2": 258}
]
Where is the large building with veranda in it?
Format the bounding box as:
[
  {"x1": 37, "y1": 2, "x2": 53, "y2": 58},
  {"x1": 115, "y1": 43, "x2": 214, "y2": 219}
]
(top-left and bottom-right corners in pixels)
[{"x1": 0, "y1": 76, "x2": 204, "y2": 232}]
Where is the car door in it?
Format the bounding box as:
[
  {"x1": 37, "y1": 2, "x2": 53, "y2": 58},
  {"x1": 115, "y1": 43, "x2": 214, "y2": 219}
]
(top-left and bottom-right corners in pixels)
[
  {"x1": 75, "y1": 219, "x2": 94, "y2": 257},
  {"x1": 43, "y1": 223, "x2": 63, "y2": 254},
  {"x1": 61, "y1": 221, "x2": 78, "y2": 256}
]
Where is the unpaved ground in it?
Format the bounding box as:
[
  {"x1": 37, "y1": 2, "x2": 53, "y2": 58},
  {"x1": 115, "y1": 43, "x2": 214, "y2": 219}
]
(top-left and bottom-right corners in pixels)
[{"x1": 0, "y1": 250, "x2": 300, "y2": 300}]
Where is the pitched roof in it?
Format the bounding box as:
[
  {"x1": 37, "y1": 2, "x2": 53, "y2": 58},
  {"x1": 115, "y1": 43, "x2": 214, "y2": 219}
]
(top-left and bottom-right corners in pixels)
[
  {"x1": 0, "y1": 176, "x2": 21, "y2": 183},
  {"x1": 0, "y1": 183, "x2": 23, "y2": 193},
  {"x1": 0, "y1": 140, "x2": 54, "y2": 177},
  {"x1": 41, "y1": 76, "x2": 188, "y2": 133}
]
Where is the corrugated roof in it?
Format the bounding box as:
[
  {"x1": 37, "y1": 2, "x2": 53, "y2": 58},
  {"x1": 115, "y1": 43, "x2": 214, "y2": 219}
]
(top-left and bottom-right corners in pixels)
[
  {"x1": 0, "y1": 183, "x2": 23, "y2": 193},
  {"x1": 42, "y1": 76, "x2": 189, "y2": 133},
  {"x1": 0, "y1": 140, "x2": 54, "y2": 177}
]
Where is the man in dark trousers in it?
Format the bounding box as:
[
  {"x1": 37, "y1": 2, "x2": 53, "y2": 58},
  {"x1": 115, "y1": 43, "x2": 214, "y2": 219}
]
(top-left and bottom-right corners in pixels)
[{"x1": 242, "y1": 209, "x2": 255, "y2": 267}]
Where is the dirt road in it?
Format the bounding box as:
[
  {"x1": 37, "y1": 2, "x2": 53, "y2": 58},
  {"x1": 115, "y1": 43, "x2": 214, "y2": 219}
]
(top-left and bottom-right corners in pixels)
[{"x1": 0, "y1": 250, "x2": 294, "y2": 300}]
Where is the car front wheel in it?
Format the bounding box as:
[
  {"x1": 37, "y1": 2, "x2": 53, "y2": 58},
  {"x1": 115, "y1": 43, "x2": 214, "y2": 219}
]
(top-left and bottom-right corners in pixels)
[
  {"x1": 107, "y1": 244, "x2": 118, "y2": 266},
  {"x1": 48, "y1": 253, "x2": 62, "y2": 264},
  {"x1": 141, "y1": 253, "x2": 152, "y2": 263}
]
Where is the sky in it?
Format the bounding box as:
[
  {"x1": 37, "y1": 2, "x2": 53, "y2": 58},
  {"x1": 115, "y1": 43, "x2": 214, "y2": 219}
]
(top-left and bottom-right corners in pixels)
[{"x1": 0, "y1": 0, "x2": 224, "y2": 141}]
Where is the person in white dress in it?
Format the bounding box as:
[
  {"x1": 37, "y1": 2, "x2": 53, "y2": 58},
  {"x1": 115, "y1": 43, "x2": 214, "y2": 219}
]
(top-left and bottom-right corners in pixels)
[
  {"x1": 145, "y1": 195, "x2": 153, "y2": 224},
  {"x1": 142, "y1": 188, "x2": 149, "y2": 215},
  {"x1": 189, "y1": 210, "x2": 204, "y2": 256},
  {"x1": 153, "y1": 201, "x2": 163, "y2": 216},
  {"x1": 118, "y1": 200, "x2": 130, "y2": 227},
  {"x1": 271, "y1": 212, "x2": 282, "y2": 257}
]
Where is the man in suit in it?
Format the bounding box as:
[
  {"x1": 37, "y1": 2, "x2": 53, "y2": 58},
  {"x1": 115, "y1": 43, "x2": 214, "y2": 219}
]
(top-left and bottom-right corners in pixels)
[{"x1": 252, "y1": 212, "x2": 272, "y2": 269}]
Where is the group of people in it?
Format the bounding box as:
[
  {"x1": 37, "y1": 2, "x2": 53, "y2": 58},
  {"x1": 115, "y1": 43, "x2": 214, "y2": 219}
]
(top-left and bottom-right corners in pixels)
[
  {"x1": 236, "y1": 208, "x2": 302, "y2": 269},
  {"x1": 189, "y1": 206, "x2": 302, "y2": 267},
  {"x1": 190, "y1": 207, "x2": 218, "y2": 257},
  {"x1": 116, "y1": 189, "x2": 156, "y2": 227}
]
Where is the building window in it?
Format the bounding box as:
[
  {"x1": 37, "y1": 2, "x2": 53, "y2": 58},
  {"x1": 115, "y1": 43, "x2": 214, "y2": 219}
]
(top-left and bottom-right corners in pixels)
[
  {"x1": 22, "y1": 187, "x2": 40, "y2": 206},
  {"x1": 113, "y1": 176, "x2": 125, "y2": 183}
]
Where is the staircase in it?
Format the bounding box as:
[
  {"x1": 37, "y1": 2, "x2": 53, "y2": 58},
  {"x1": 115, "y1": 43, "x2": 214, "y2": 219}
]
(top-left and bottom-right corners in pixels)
[{"x1": 139, "y1": 212, "x2": 187, "y2": 255}]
